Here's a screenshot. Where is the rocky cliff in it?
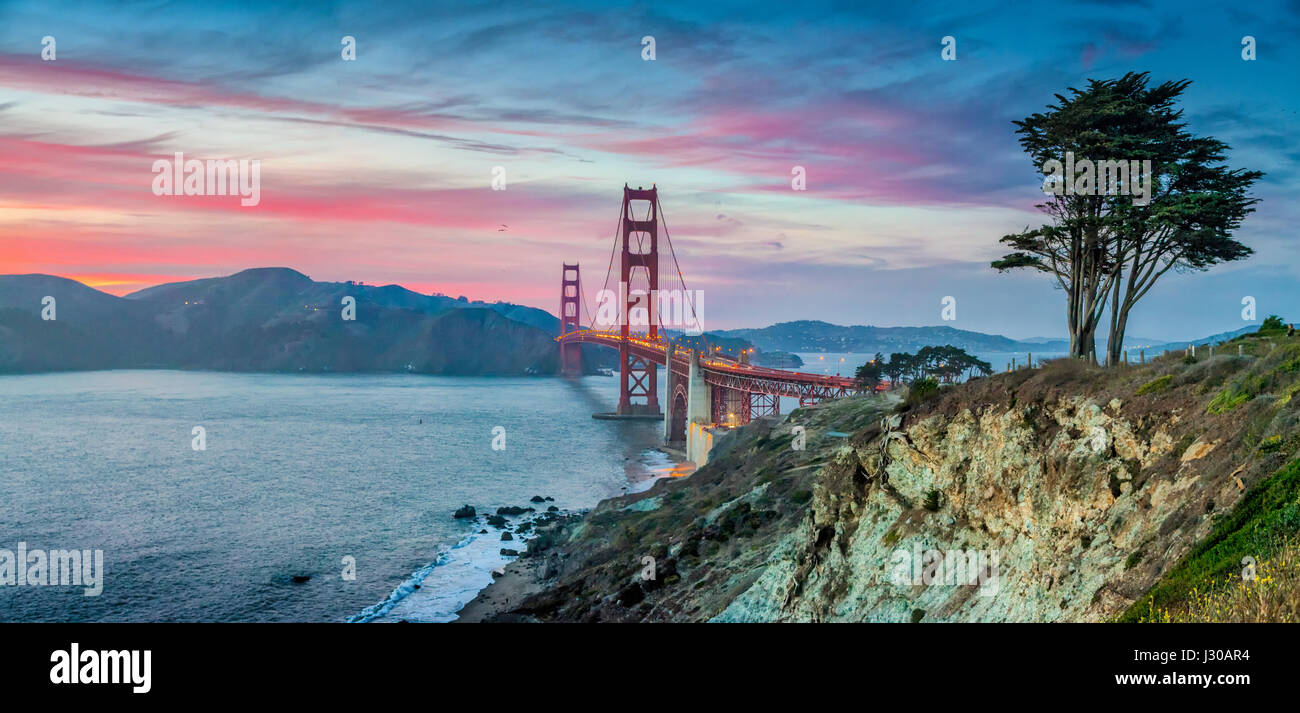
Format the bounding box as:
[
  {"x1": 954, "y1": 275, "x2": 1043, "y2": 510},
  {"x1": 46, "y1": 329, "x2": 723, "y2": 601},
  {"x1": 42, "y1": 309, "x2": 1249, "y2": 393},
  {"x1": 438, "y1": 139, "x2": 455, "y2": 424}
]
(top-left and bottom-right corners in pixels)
[{"x1": 482, "y1": 330, "x2": 1300, "y2": 622}]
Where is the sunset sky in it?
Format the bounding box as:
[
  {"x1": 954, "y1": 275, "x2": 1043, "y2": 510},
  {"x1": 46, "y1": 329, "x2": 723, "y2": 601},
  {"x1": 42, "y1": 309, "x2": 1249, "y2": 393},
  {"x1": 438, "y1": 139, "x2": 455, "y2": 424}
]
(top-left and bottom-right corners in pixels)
[{"x1": 1, "y1": 0, "x2": 1297, "y2": 340}]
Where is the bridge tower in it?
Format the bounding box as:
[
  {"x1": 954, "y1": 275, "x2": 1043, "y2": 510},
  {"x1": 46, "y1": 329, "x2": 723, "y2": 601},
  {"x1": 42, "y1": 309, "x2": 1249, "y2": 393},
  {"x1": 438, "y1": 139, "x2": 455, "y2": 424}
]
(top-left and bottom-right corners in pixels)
[
  {"x1": 617, "y1": 185, "x2": 662, "y2": 416},
  {"x1": 558, "y1": 263, "x2": 583, "y2": 377}
]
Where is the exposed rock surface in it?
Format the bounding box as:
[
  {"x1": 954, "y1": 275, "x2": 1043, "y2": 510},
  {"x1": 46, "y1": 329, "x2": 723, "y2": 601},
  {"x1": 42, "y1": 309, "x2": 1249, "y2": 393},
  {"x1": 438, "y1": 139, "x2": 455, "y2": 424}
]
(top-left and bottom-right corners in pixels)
[{"x1": 477, "y1": 343, "x2": 1300, "y2": 622}]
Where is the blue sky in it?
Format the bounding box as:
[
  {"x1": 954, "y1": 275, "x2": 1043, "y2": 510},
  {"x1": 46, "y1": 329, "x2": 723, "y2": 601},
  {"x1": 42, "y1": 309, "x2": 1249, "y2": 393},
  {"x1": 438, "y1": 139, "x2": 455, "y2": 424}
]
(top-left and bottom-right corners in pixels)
[{"x1": 0, "y1": 0, "x2": 1296, "y2": 340}]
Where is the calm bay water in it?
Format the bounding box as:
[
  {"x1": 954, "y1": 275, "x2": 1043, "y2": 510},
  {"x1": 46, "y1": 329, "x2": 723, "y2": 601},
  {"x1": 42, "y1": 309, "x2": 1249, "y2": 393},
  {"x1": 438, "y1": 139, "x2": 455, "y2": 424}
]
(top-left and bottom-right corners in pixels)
[{"x1": 0, "y1": 370, "x2": 675, "y2": 622}]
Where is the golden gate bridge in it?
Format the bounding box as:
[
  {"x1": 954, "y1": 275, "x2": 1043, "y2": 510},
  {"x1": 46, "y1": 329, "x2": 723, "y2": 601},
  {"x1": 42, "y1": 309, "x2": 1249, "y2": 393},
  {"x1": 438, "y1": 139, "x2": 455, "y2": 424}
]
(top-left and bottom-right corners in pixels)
[{"x1": 556, "y1": 185, "x2": 867, "y2": 448}]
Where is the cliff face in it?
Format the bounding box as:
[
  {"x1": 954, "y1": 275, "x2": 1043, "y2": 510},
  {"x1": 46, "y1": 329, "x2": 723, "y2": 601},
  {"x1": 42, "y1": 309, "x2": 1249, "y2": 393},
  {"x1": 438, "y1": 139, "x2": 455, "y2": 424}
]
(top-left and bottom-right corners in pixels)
[
  {"x1": 716, "y1": 389, "x2": 1215, "y2": 622},
  {"x1": 494, "y1": 334, "x2": 1300, "y2": 622}
]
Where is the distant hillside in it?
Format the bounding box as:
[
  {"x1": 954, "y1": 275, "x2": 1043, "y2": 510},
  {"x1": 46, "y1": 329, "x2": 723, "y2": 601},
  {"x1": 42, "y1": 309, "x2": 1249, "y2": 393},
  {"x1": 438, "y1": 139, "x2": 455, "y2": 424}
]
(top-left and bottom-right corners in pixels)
[
  {"x1": 718, "y1": 319, "x2": 1267, "y2": 357},
  {"x1": 126, "y1": 268, "x2": 559, "y2": 332},
  {"x1": 667, "y1": 331, "x2": 803, "y2": 368},
  {"x1": 0, "y1": 269, "x2": 589, "y2": 375},
  {"x1": 716, "y1": 320, "x2": 1028, "y2": 354}
]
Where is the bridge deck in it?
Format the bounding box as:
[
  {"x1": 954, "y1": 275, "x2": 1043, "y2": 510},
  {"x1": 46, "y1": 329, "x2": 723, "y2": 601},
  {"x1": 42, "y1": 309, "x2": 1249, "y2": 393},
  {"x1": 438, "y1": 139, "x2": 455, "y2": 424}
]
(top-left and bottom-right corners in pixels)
[{"x1": 556, "y1": 330, "x2": 867, "y2": 398}]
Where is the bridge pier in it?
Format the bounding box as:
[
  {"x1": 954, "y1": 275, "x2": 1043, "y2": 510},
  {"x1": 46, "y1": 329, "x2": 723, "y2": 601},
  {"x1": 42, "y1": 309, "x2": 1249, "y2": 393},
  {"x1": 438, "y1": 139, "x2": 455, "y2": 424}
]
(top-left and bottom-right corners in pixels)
[{"x1": 679, "y1": 350, "x2": 716, "y2": 464}]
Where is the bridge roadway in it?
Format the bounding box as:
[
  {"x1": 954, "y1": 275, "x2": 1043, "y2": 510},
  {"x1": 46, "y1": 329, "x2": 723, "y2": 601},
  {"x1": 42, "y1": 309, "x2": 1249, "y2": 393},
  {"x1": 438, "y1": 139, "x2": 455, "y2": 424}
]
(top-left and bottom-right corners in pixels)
[{"x1": 556, "y1": 329, "x2": 862, "y2": 403}]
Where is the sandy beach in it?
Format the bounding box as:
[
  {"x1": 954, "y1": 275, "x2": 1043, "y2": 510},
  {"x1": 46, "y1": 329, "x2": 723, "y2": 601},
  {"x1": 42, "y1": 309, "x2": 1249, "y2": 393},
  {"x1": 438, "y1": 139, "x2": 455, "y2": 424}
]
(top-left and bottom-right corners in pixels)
[{"x1": 453, "y1": 551, "x2": 546, "y2": 622}]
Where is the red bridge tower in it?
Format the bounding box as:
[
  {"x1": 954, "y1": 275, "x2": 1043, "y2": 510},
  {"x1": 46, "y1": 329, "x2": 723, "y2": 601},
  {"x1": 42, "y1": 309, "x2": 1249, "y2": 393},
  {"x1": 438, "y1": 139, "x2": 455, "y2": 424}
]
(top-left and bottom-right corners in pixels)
[
  {"x1": 617, "y1": 185, "x2": 661, "y2": 416},
  {"x1": 558, "y1": 263, "x2": 582, "y2": 377}
]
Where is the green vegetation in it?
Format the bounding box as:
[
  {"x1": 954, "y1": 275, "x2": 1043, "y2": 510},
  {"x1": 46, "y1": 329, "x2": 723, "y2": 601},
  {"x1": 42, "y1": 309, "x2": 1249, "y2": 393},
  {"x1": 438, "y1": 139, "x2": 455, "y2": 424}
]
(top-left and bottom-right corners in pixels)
[
  {"x1": 991, "y1": 73, "x2": 1261, "y2": 366},
  {"x1": 1207, "y1": 374, "x2": 1267, "y2": 414},
  {"x1": 1260, "y1": 435, "x2": 1284, "y2": 454},
  {"x1": 880, "y1": 346, "x2": 992, "y2": 388},
  {"x1": 854, "y1": 352, "x2": 885, "y2": 390},
  {"x1": 922, "y1": 489, "x2": 942, "y2": 512},
  {"x1": 1257, "y1": 314, "x2": 1288, "y2": 337},
  {"x1": 1119, "y1": 457, "x2": 1300, "y2": 622},
  {"x1": 1136, "y1": 374, "x2": 1172, "y2": 396},
  {"x1": 905, "y1": 377, "x2": 941, "y2": 408}
]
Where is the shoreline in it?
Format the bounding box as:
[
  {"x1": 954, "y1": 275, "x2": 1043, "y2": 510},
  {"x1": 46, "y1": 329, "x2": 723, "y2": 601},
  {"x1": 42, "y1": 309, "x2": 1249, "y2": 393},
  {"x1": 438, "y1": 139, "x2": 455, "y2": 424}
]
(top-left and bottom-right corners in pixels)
[
  {"x1": 452, "y1": 446, "x2": 692, "y2": 622},
  {"x1": 452, "y1": 556, "x2": 547, "y2": 623}
]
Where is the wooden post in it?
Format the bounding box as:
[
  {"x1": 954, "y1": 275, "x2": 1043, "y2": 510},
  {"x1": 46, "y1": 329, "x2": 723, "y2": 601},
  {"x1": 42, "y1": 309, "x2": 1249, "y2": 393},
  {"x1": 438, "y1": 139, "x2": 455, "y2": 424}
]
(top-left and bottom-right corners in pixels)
[
  {"x1": 1140, "y1": 349, "x2": 1145, "y2": 364},
  {"x1": 1238, "y1": 344, "x2": 1244, "y2": 356}
]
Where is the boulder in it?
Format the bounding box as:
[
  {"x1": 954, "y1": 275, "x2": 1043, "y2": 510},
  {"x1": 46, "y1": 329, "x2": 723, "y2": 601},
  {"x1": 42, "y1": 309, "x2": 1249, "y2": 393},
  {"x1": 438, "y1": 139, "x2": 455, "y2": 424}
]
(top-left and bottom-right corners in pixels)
[{"x1": 453, "y1": 505, "x2": 476, "y2": 519}]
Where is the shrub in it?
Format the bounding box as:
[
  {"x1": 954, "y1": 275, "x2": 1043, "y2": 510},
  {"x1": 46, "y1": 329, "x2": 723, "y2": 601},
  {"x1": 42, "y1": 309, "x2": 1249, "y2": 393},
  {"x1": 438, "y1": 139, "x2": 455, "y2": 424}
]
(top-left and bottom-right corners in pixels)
[
  {"x1": 923, "y1": 488, "x2": 942, "y2": 512},
  {"x1": 1136, "y1": 374, "x2": 1173, "y2": 396},
  {"x1": 1207, "y1": 374, "x2": 1266, "y2": 414},
  {"x1": 1260, "y1": 434, "x2": 1284, "y2": 454},
  {"x1": 1258, "y1": 314, "x2": 1287, "y2": 337},
  {"x1": 905, "y1": 378, "x2": 940, "y2": 408}
]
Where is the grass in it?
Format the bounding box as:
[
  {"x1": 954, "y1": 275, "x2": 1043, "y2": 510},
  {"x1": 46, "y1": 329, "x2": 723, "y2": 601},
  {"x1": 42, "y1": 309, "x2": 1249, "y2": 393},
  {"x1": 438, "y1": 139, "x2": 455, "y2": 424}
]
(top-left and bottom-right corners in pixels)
[
  {"x1": 1206, "y1": 374, "x2": 1267, "y2": 414},
  {"x1": 1118, "y1": 457, "x2": 1300, "y2": 622},
  {"x1": 1138, "y1": 538, "x2": 1300, "y2": 623},
  {"x1": 1136, "y1": 374, "x2": 1173, "y2": 396}
]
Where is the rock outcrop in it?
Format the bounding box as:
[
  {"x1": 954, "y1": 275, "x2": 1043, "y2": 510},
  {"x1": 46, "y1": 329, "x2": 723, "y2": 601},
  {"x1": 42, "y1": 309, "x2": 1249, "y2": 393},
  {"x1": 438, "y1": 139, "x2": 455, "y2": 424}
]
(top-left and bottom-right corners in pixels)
[{"x1": 482, "y1": 336, "x2": 1300, "y2": 622}]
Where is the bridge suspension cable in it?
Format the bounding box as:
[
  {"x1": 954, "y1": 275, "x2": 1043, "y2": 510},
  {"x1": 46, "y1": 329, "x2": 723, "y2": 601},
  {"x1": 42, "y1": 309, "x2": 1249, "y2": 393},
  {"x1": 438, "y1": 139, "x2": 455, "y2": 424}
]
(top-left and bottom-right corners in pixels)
[
  {"x1": 656, "y1": 198, "x2": 708, "y2": 354},
  {"x1": 591, "y1": 185, "x2": 707, "y2": 353}
]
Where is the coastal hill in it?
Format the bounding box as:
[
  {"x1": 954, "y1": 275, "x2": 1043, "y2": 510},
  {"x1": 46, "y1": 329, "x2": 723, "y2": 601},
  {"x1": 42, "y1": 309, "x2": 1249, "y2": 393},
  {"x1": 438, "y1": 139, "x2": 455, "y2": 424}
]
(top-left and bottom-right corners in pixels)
[
  {"x1": 715, "y1": 320, "x2": 1033, "y2": 354},
  {"x1": 478, "y1": 325, "x2": 1300, "y2": 622},
  {"x1": 0, "y1": 268, "x2": 584, "y2": 375},
  {"x1": 715, "y1": 319, "x2": 1258, "y2": 356}
]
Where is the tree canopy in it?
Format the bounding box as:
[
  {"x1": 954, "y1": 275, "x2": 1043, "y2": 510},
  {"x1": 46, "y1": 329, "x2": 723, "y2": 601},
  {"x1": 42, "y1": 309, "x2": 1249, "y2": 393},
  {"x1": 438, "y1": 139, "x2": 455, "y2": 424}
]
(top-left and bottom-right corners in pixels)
[{"x1": 993, "y1": 73, "x2": 1261, "y2": 365}]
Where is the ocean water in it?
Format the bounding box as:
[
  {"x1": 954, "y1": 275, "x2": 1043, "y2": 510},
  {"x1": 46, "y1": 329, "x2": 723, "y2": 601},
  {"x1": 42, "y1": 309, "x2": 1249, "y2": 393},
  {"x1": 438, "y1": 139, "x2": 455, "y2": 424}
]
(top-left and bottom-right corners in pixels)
[{"x1": 0, "y1": 370, "x2": 680, "y2": 622}]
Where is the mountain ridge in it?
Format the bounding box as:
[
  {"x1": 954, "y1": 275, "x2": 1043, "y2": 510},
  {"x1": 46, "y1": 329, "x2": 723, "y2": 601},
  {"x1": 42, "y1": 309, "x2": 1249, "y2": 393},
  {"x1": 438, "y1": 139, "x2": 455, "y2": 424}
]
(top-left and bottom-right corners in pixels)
[
  {"x1": 715, "y1": 319, "x2": 1264, "y2": 356},
  {"x1": 0, "y1": 269, "x2": 578, "y2": 375}
]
